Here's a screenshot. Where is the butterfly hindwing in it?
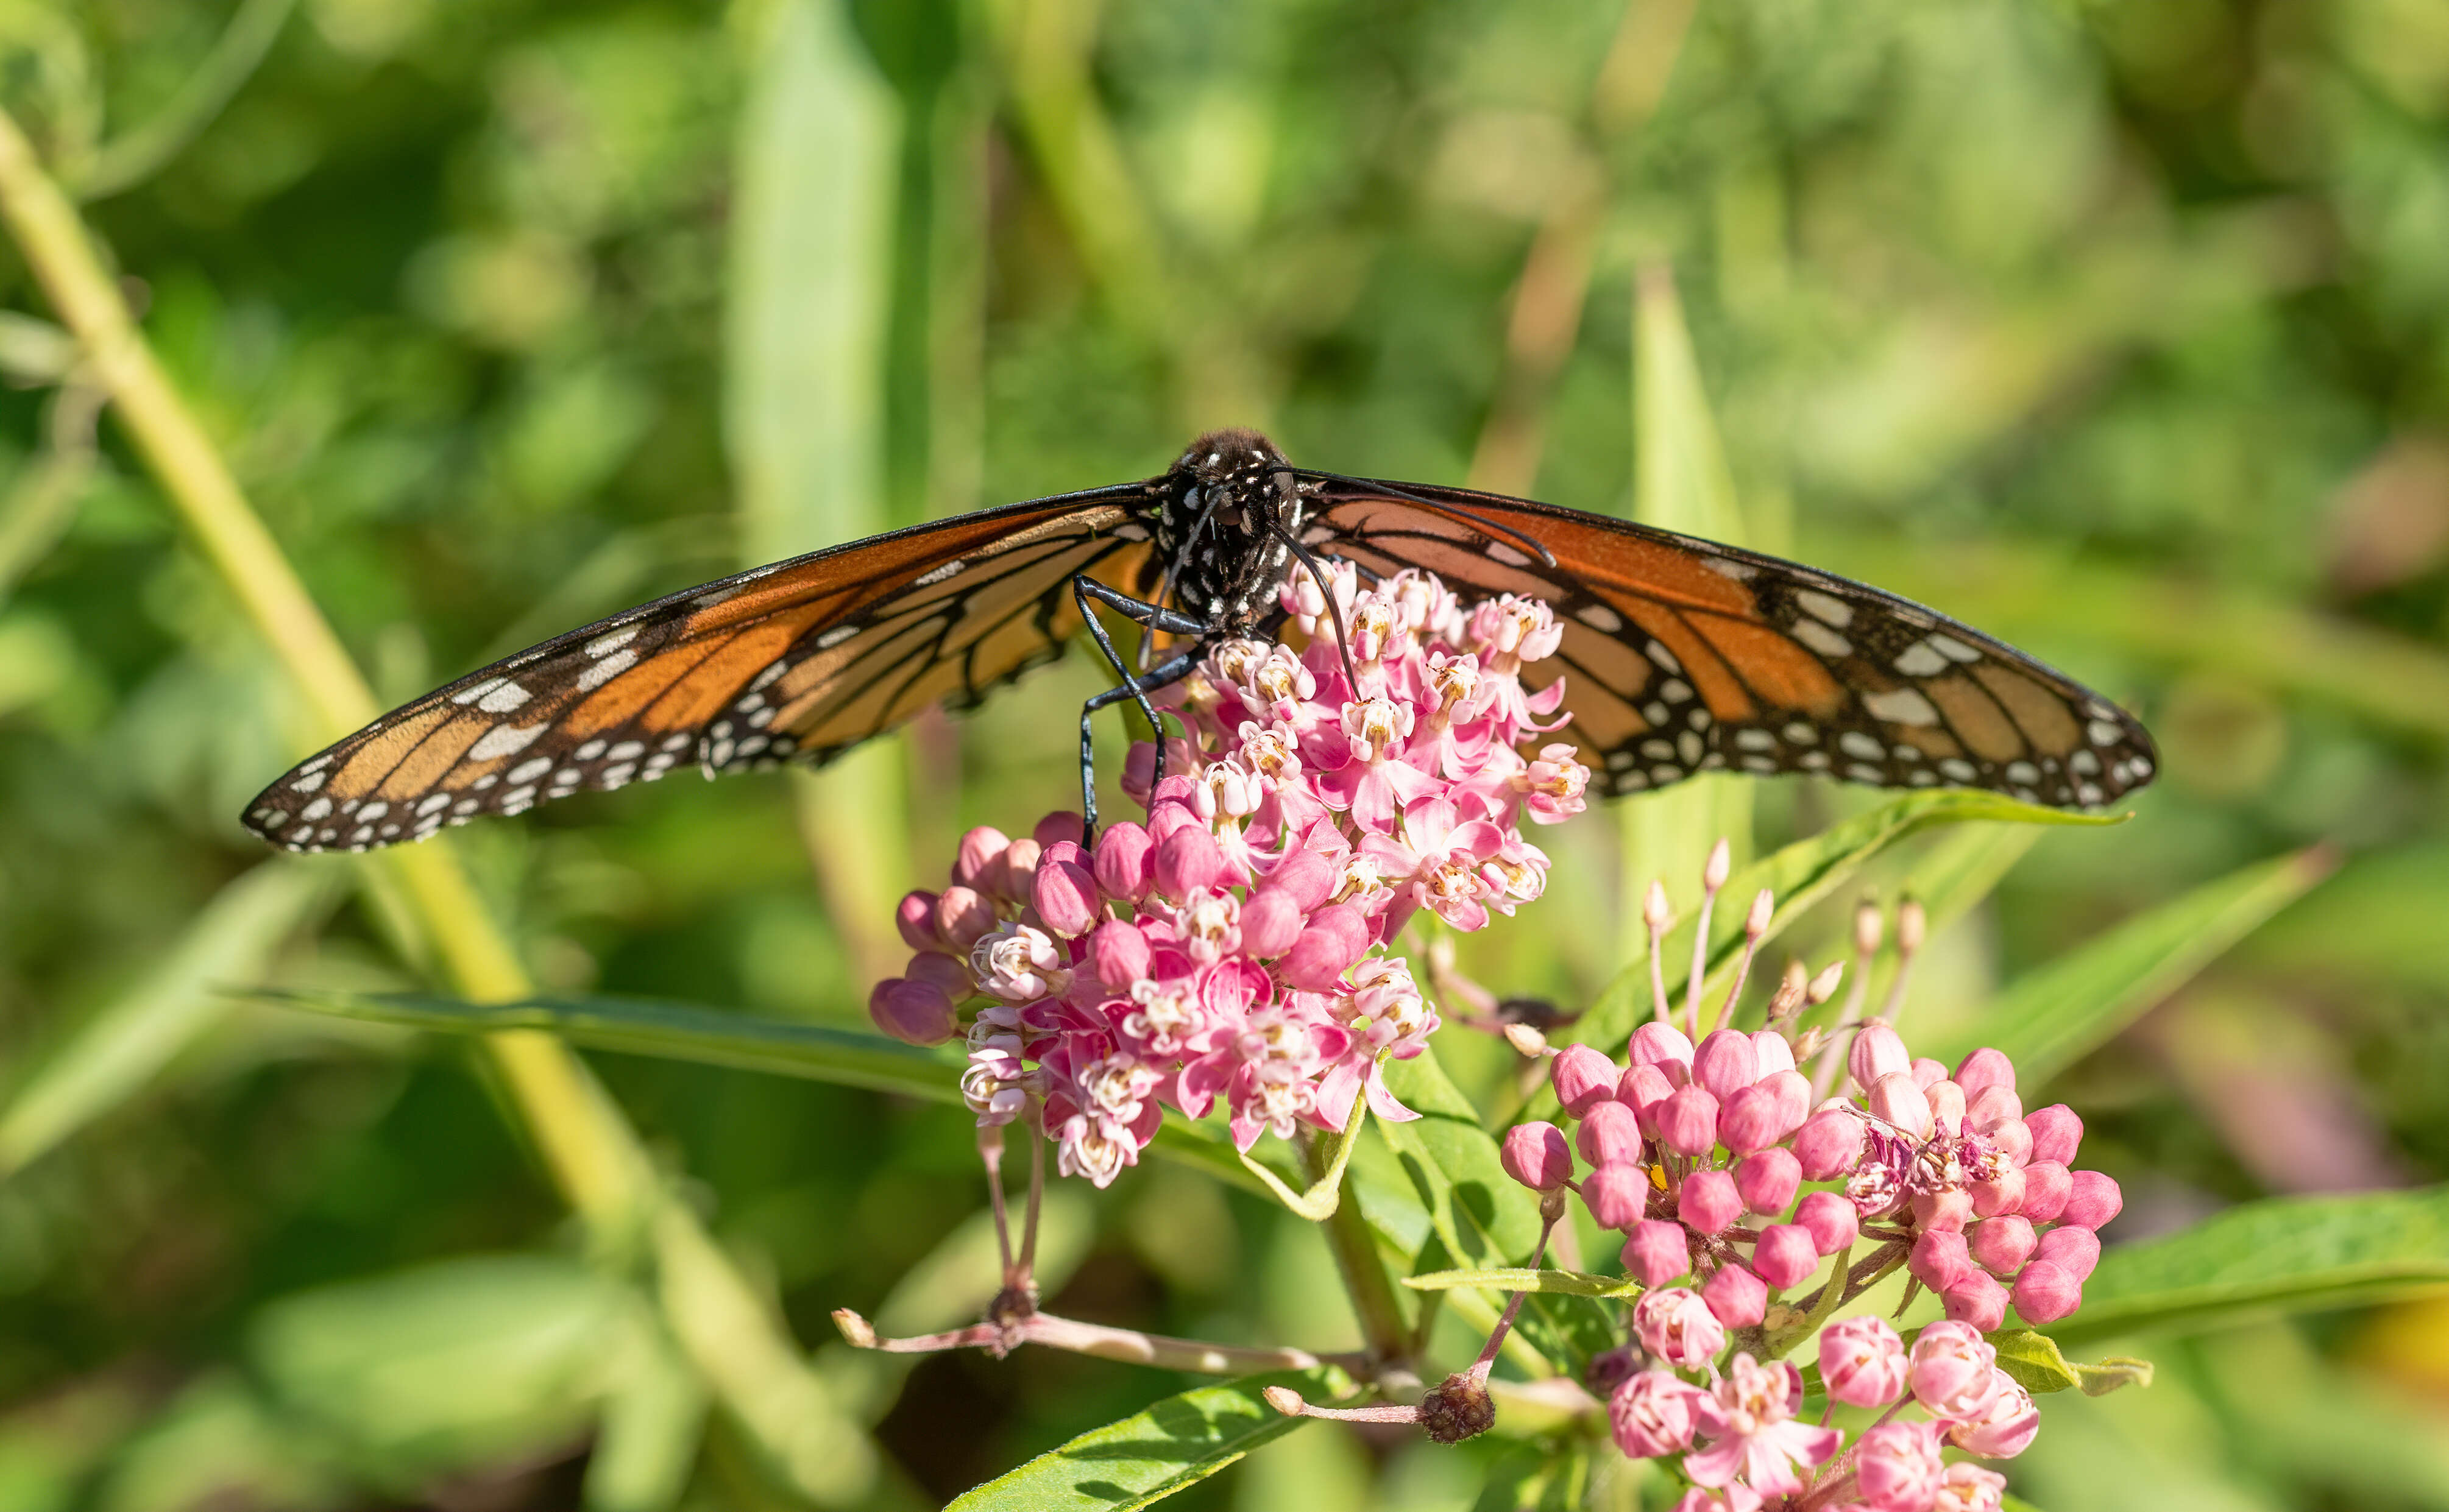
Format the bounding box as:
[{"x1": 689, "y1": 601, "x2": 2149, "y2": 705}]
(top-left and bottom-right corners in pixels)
[
  {"x1": 1299, "y1": 478, "x2": 2155, "y2": 808},
  {"x1": 243, "y1": 490, "x2": 1148, "y2": 852}
]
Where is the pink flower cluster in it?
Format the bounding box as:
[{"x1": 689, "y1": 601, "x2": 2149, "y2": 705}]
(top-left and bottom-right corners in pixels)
[
  {"x1": 868, "y1": 567, "x2": 1592, "y2": 1185},
  {"x1": 1500, "y1": 866, "x2": 2125, "y2": 1507}
]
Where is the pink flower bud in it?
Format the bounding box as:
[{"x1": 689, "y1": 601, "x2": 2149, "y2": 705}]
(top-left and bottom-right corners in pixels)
[
  {"x1": 905, "y1": 951, "x2": 967, "y2": 994},
  {"x1": 933, "y1": 886, "x2": 997, "y2": 949},
  {"x1": 1954, "y1": 1046, "x2": 2016, "y2": 1099},
  {"x1": 1501, "y1": 1122, "x2": 1573, "y2": 1192},
  {"x1": 868, "y1": 977, "x2": 956, "y2": 1045},
  {"x1": 1734, "y1": 1148, "x2": 1801, "y2": 1215},
  {"x1": 1701, "y1": 1262, "x2": 1767, "y2": 1327},
  {"x1": 1657, "y1": 1086, "x2": 1721, "y2": 1157},
  {"x1": 1692, "y1": 1028, "x2": 1758, "y2": 1098},
  {"x1": 1850, "y1": 1022, "x2": 1910, "y2": 1089},
  {"x1": 1622, "y1": 1220, "x2": 1691, "y2": 1287},
  {"x1": 1941, "y1": 1270, "x2": 2008, "y2": 1332},
  {"x1": 1237, "y1": 888, "x2": 1304, "y2": 958},
  {"x1": 1620, "y1": 1063, "x2": 1675, "y2": 1134},
  {"x1": 1032, "y1": 811, "x2": 1085, "y2": 850},
  {"x1": 1757, "y1": 1069, "x2": 1812, "y2": 1142},
  {"x1": 1820, "y1": 1315, "x2": 1909, "y2": 1408},
  {"x1": 1153, "y1": 825, "x2": 1223, "y2": 902},
  {"x1": 2018, "y1": 1161, "x2": 2072, "y2": 1223},
  {"x1": 1947, "y1": 1371, "x2": 2039, "y2": 1458},
  {"x1": 1031, "y1": 853, "x2": 1100, "y2": 938},
  {"x1": 1969, "y1": 1166, "x2": 2026, "y2": 1219},
  {"x1": 1913, "y1": 1186, "x2": 1973, "y2": 1234},
  {"x1": 1927, "y1": 1077, "x2": 1967, "y2": 1137},
  {"x1": 1856, "y1": 1420, "x2": 1946, "y2": 1512},
  {"x1": 1582, "y1": 1159, "x2": 1649, "y2": 1230},
  {"x1": 1910, "y1": 1229, "x2": 1973, "y2": 1291},
  {"x1": 1092, "y1": 822, "x2": 1155, "y2": 902},
  {"x1": 1941, "y1": 1462, "x2": 2010, "y2": 1510},
  {"x1": 1969, "y1": 1215, "x2": 2036, "y2": 1277},
  {"x1": 1264, "y1": 846, "x2": 1336, "y2": 910},
  {"x1": 2025, "y1": 1103, "x2": 2083, "y2": 1165},
  {"x1": 1753, "y1": 1224, "x2": 1817, "y2": 1288},
  {"x1": 1609, "y1": 1369, "x2": 1706, "y2": 1458},
  {"x1": 895, "y1": 890, "x2": 943, "y2": 950},
  {"x1": 1632, "y1": 1285, "x2": 1724, "y2": 1368},
  {"x1": 1796, "y1": 1191, "x2": 1860, "y2": 1255},
  {"x1": 1717, "y1": 1085, "x2": 1783, "y2": 1153},
  {"x1": 1087, "y1": 919, "x2": 1150, "y2": 987},
  {"x1": 1281, "y1": 903, "x2": 1367, "y2": 990},
  {"x1": 1909, "y1": 1320, "x2": 2001, "y2": 1422},
  {"x1": 1679, "y1": 1168, "x2": 1741, "y2": 1235},
  {"x1": 1576, "y1": 1102, "x2": 1643, "y2": 1167},
  {"x1": 1870, "y1": 1072, "x2": 1934, "y2": 1140},
  {"x1": 1985, "y1": 1116, "x2": 2034, "y2": 1165},
  {"x1": 1966, "y1": 1081, "x2": 2023, "y2": 1129},
  {"x1": 1751, "y1": 1029, "x2": 1798, "y2": 1077},
  {"x1": 1912, "y1": 1056, "x2": 1948, "y2": 1089},
  {"x1": 1793, "y1": 1106, "x2": 1864, "y2": 1179},
  {"x1": 2010, "y1": 1260, "x2": 2082, "y2": 1325},
  {"x1": 987, "y1": 838, "x2": 1041, "y2": 904},
  {"x1": 952, "y1": 826, "x2": 1010, "y2": 889},
  {"x1": 2062, "y1": 1170, "x2": 2123, "y2": 1229},
  {"x1": 1551, "y1": 1044, "x2": 1620, "y2": 1117},
  {"x1": 2033, "y1": 1224, "x2": 2100, "y2": 1282},
  {"x1": 1629, "y1": 1020, "x2": 1695, "y2": 1073}
]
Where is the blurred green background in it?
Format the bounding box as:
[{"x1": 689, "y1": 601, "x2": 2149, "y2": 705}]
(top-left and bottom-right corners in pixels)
[{"x1": 2, "y1": 0, "x2": 2448, "y2": 1507}]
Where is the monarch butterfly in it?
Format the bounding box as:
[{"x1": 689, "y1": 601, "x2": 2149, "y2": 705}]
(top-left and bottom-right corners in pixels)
[{"x1": 241, "y1": 428, "x2": 2155, "y2": 853}]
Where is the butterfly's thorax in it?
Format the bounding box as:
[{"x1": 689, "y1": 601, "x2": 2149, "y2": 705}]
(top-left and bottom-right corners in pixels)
[{"x1": 1143, "y1": 428, "x2": 1303, "y2": 633}]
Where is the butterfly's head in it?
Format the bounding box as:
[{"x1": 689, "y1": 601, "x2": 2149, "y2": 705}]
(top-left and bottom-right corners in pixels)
[{"x1": 1175, "y1": 428, "x2": 1297, "y2": 528}]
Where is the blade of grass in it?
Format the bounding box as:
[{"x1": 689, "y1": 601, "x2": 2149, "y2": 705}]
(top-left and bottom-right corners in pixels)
[
  {"x1": 69, "y1": 0, "x2": 299, "y2": 200},
  {"x1": 0, "y1": 108, "x2": 874, "y2": 1505}
]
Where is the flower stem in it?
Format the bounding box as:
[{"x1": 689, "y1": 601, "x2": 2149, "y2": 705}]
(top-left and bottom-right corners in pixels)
[
  {"x1": 835, "y1": 1306, "x2": 1360, "y2": 1375},
  {"x1": 1313, "y1": 1129, "x2": 1412, "y2": 1365}
]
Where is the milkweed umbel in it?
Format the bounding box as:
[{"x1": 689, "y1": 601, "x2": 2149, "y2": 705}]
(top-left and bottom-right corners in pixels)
[{"x1": 241, "y1": 429, "x2": 2155, "y2": 852}]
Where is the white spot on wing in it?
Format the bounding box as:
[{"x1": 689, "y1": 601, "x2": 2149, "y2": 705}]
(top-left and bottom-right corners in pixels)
[
  {"x1": 1795, "y1": 590, "x2": 1854, "y2": 627},
  {"x1": 1893, "y1": 642, "x2": 1949, "y2": 677},
  {"x1": 1486, "y1": 542, "x2": 1533, "y2": 568},
  {"x1": 586, "y1": 627, "x2": 639, "y2": 657},
  {"x1": 576, "y1": 646, "x2": 636, "y2": 690},
  {"x1": 469, "y1": 723, "x2": 544, "y2": 762},
  {"x1": 1862, "y1": 688, "x2": 1940, "y2": 726},
  {"x1": 477, "y1": 682, "x2": 533, "y2": 714},
  {"x1": 815, "y1": 624, "x2": 859, "y2": 650},
  {"x1": 1575, "y1": 603, "x2": 1624, "y2": 633},
  {"x1": 1792, "y1": 620, "x2": 1853, "y2": 659},
  {"x1": 1928, "y1": 634, "x2": 1981, "y2": 663},
  {"x1": 913, "y1": 560, "x2": 965, "y2": 587}
]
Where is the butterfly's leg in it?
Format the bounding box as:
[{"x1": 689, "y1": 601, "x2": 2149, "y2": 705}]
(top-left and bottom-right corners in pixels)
[{"x1": 1071, "y1": 574, "x2": 1207, "y2": 832}]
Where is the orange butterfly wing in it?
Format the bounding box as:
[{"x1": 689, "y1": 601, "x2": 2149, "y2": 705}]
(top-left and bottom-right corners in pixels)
[
  {"x1": 1300, "y1": 480, "x2": 2155, "y2": 808},
  {"x1": 244, "y1": 490, "x2": 1150, "y2": 852}
]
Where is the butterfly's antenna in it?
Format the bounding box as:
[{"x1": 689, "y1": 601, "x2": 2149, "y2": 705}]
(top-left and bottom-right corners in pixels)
[
  {"x1": 1308, "y1": 473, "x2": 1561, "y2": 570},
  {"x1": 1267, "y1": 515, "x2": 1364, "y2": 696}
]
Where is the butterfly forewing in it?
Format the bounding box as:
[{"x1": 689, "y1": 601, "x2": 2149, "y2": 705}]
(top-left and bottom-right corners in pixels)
[
  {"x1": 1300, "y1": 478, "x2": 2156, "y2": 808},
  {"x1": 243, "y1": 490, "x2": 1148, "y2": 852}
]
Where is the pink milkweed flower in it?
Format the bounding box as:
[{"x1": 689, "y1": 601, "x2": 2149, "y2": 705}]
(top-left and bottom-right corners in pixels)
[
  {"x1": 1633, "y1": 1285, "x2": 1726, "y2": 1368},
  {"x1": 1388, "y1": 794, "x2": 1508, "y2": 930},
  {"x1": 1947, "y1": 1369, "x2": 2040, "y2": 1458},
  {"x1": 1910, "y1": 1320, "x2": 2003, "y2": 1422},
  {"x1": 971, "y1": 922, "x2": 1071, "y2": 1002},
  {"x1": 1055, "y1": 1112, "x2": 1142, "y2": 1188},
  {"x1": 1670, "y1": 1491, "x2": 1763, "y2": 1512},
  {"x1": 1818, "y1": 1315, "x2": 1909, "y2": 1408},
  {"x1": 1684, "y1": 1353, "x2": 1842, "y2": 1497},
  {"x1": 1515, "y1": 743, "x2": 1591, "y2": 824},
  {"x1": 1315, "y1": 696, "x2": 1435, "y2": 832},
  {"x1": 1611, "y1": 1369, "x2": 1708, "y2": 1458},
  {"x1": 1932, "y1": 1462, "x2": 2010, "y2": 1512},
  {"x1": 1854, "y1": 1419, "x2": 1947, "y2": 1512}
]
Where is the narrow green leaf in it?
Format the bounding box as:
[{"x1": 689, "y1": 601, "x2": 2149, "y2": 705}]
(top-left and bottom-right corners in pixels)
[
  {"x1": 0, "y1": 861, "x2": 336, "y2": 1173},
  {"x1": 944, "y1": 1368, "x2": 1349, "y2": 1512},
  {"x1": 1236, "y1": 1089, "x2": 1368, "y2": 1219},
  {"x1": 2054, "y1": 1185, "x2": 2449, "y2": 1344},
  {"x1": 1986, "y1": 1329, "x2": 2152, "y2": 1396},
  {"x1": 1402, "y1": 1267, "x2": 1639, "y2": 1300},
  {"x1": 1930, "y1": 846, "x2": 2334, "y2": 1084}
]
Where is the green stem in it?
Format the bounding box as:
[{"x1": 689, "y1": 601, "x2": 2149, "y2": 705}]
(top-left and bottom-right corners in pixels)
[{"x1": 1312, "y1": 1130, "x2": 1411, "y2": 1365}]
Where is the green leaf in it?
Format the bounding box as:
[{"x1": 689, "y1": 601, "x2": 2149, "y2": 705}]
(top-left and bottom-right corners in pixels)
[
  {"x1": 0, "y1": 861, "x2": 337, "y2": 1174},
  {"x1": 2055, "y1": 1185, "x2": 2449, "y2": 1344},
  {"x1": 1986, "y1": 1329, "x2": 2153, "y2": 1396},
  {"x1": 943, "y1": 1368, "x2": 1348, "y2": 1512},
  {"x1": 1402, "y1": 1267, "x2": 1639, "y2": 1299},
  {"x1": 1929, "y1": 846, "x2": 2335, "y2": 1084},
  {"x1": 1567, "y1": 790, "x2": 2119, "y2": 1070}
]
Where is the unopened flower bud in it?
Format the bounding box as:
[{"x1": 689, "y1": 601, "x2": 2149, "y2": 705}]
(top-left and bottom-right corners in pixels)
[
  {"x1": 1087, "y1": 919, "x2": 1150, "y2": 987},
  {"x1": 1850, "y1": 1022, "x2": 1910, "y2": 1090},
  {"x1": 1927, "y1": 1077, "x2": 1967, "y2": 1137},
  {"x1": 933, "y1": 886, "x2": 997, "y2": 949},
  {"x1": 1657, "y1": 1085, "x2": 1720, "y2": 1157},
  {"x1": 1854, "y1": 899, "x2": 1884, "y2": 955},
  {"x1": 906, "y1": 950, "x2": 967, "y2": 994},
  {"x1": 1582, "y1": 1159, "x2": 1650, "y2": 1230},
  {"x1": 895, "y1": 890, "x2": 943, "y2": 950},
  {"x1": 2033, "y1": 1224, "x2": 2101, "y2": 1282},
  {"x1": 868, "y1": 977, "x2": 957, "y2": 1045},
  {"x1": 1965, "y1": 1083, "x2": 2024, "y2": 1132},
  {"x1": 1576, "y1": 1102, "x2": 1643, "y2": 1167},
  {"x1": 1633, "y1": 1285, "x2": 1724, "y2": 1368},
  {"x1": 1238, "y1": 888, "x2": 1304, "y2": 958},
  {"x1": 2025, "y1": 1104, "x2": 2084, "y2": 1165},
  {"x1": 1551, "y1": 1044, "x2": 1620, "y2": 1117},
  {"x1": 1032, "y1": 852, "x2": 1100, "y2": 938},
  {"x1": 1609, "y1": 1369, "x2": 1704, "y2": 1459},
  {"x1": 2061, "y1": 1170, "x2": 2123, "y2": 1229},
  {"x1": 1947, "y1": 1371, "x2": 2039, "y2": 1458},
  {"x1": 2018, "y1": 1162, "x2": 2072, "y2": 1223},
  {"x1": 1970, "y1": 1166, "x2": 2027, "y2": 1219},
  {"x1": 1734, "y1": 1148, "x2": 1801, "y2": 1216},
  {"x1": 1797, "y1": 1190, "x2": 1860, "y2": 1255},
  {"x1": 1819, "y1": 1315, "x2": 1909, "y2": 1408},
  {"x1": 1679, "y1": 1168, "x2": 1741, "y2": 1235},
  {"x1": 952, "y1": 825, "x2": 1011, "y2": 889},
  {"x1": 1767, "y1": 959, "x2": 1810, "y2": 1020},
  {"x1": 1264, "y1": 846, "x2": 1337, "y2": 910},
  {"x1": 1281, "y1": 903, "x2": 1368, "y2": 990},
  {"x1": 1913, "y1": 1186, "x2": 1973, "y2": 1234},
  {"x1": 1620, "y1": 1062, "x2": 1676, "y2": 1134},
  {"x1": 990, "y1": 838, "x2": 1042, "y2": 905},
  {"x1": 1092, "y1": 821, "x2": 1155, "y2": 902},
  {"x1": 1751, "y1": 1030, "x2": 1797, "y2": 1076},
  {"x1": 1912, "y1": 1056, "x2": 1948, "y2": 1089},
  {"x1": 1622, "y1": 1220, "x2": 1691, "y2": 1287},
  {"x1": 1629, "y1": 1020, "x2": 1695, "y2": 1073},
  {"x1": 1701, "y1": 1262, "x2": 1767, "y2": 1327},
  {"x1": 1717, "y1": 1085, "x2": 1782, "y2": 1153},
  {"x1": 2010, "y1": 1260, "x2": 2083, "y2": 1325},
  {"x1": 1870, "y1": 1071, "x2": 1934, "y2": 1140},
  {"x1": 1501, "y1": 1122, "x2": 1574, "y2": 1192},
  {"x1": 1693, "y1": 1028, "x2": 1759, "y2": 1099},
  {"x1": 1153, "y1": 824, "x2": 1224, "y2": 902},
  {"x1": 1792, "y1": 1106, "x2": 1864, "y2": 1179},
  {"x1": 1753, "y1": 1224, "x2": 1817, "y2": 1288},
  {"x1": 1703, "y1": 838, "x2": 1731, "y2": 892},
  {"x1": 1969, "y1": 1215, "x2": 2037, "y2": 1276},
  {"x1": 1757, "y1": 1069, "x2": 1813, "y2": 1142},
  {"x1": 1941, "y1": 1270, "x2": 2009, "y2": 1332},
  {"x1": 1643, "y1": 878, "x2": 1673, "y2": 933},
  {"x1": 1807, "y1": 959, "x2": 1846, "y2": 1003},
  {"x1": 1909, "y1": 1321, "x2": 2001, "y2": 1421},
  {"x1": 1910, "y1": 1229, "x2": 1973, "y2": 1291}
]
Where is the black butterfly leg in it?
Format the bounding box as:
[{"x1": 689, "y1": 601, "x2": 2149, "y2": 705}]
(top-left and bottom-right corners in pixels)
[{"x1": 1071, "y1": 574, "x2": 1208, "y2": 833}]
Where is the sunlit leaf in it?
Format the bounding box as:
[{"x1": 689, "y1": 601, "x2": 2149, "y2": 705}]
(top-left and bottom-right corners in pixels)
[
  {"x1": 1402, "y1": 1267, "x2": 1639, "y2": 1299},
  {"x1": 1986, "y1": 1329, "x2": 2152, "y2": 1396}
]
